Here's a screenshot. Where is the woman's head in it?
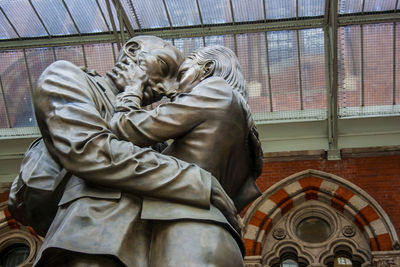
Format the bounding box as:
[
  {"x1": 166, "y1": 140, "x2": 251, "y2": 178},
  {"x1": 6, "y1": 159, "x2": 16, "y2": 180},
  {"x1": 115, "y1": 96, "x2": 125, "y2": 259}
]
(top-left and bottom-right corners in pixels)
[{"x1": 177, "y1": 45, "x2": 247, "y2": 100}]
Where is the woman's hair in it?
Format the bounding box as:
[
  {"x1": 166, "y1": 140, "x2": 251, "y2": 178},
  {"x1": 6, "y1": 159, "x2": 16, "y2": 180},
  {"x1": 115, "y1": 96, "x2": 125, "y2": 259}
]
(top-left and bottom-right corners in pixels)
[{"x1": 188, "y1": 45, "x2": 248, "y2": 100}]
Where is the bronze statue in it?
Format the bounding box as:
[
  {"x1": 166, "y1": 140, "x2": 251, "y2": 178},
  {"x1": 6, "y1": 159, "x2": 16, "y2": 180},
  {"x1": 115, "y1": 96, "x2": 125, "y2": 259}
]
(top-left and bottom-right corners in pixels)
[
  {"x1": 25, "y1": 36, "x2": 241, "y2": 267},
  {"x1": 109, "y1": 44, "x2": 263, "y2": 266}
]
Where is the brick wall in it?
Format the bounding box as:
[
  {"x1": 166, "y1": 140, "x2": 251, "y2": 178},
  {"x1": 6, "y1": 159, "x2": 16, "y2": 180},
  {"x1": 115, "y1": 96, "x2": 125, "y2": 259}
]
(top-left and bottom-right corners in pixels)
[{"x1": 252, "y1": 155, "x2": 400, "y2": 239}]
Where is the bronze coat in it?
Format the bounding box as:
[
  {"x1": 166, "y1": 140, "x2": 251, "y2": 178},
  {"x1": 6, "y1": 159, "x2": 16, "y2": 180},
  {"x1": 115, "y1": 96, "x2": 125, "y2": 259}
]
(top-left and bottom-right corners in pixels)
[
  {"x1": 32, "y1": 60, "x2": 216, "y2": 266},
  {"x1": 110, "y1": 77, "x2": 261, "y2": 221}
]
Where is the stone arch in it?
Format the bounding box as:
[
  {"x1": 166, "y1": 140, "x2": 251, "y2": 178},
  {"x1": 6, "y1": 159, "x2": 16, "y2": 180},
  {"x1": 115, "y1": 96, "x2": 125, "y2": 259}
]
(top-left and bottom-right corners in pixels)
[
  {"x1": 0, "y1": 202, "x2": 42, "y2": 266},
  {"x1": 242, "y1": 169, "x2": 399, "y2": 256}
]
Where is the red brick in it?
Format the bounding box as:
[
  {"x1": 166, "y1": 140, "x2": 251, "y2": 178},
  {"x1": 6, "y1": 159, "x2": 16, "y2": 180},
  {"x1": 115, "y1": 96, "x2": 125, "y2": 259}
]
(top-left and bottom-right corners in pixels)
[
  {"x1": 359, "y1": 205, "x2": 380, "y2": 223},
  {"x1": 270, "y1": 189, "x2": 290, "y2": 206},
  {"x1": 299, "y1": 177, "x2": 323, "y2": 191},
  {"x1": 244, "y1": 239, "x2": 255, "y2": 256},
  {"x1": 249, "y1": 210, "x2": 267, "y2": 227},
  {"x1": 262, "y1": 218, "x2": 273, "y2": 236},
  {"x1": 376, "y1": 233, "x2": 392, "y2": 251},
  {"x1": 334, "y1": 186, "x2": 355, "y2": 203}
]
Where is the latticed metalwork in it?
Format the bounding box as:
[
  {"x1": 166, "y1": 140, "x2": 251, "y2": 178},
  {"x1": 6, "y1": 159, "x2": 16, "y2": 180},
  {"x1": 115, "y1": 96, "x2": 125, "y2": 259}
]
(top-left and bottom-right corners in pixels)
[{"x1": 0, "y1": 0, "x2": 399, "y2": 155}]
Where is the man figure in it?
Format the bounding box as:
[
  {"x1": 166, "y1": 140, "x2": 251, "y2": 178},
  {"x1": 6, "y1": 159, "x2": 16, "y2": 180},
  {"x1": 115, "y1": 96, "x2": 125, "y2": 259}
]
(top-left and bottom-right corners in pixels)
[
  {"x1": 109, "y1": 45, "x2": 263, "y2": 266},
  {"x1": 31, "y1": 36, "x2": 238, "y2": 266}
]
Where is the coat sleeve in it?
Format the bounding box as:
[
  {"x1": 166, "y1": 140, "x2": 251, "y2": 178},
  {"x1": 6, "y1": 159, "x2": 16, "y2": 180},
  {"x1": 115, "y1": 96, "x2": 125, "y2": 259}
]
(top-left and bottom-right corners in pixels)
[
  {"x1": 109, "y1": 77, "x2": 232, "y2": 147},
  {"x1": 33, "y1": 60, "x2": 211, "y2": 209}
]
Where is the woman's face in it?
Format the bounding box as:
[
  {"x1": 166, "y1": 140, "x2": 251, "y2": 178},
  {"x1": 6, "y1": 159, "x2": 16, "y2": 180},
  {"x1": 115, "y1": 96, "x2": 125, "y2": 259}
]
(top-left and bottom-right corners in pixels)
[{"x1": 176, "y1": 58, "x2": 203, "y2": 94}]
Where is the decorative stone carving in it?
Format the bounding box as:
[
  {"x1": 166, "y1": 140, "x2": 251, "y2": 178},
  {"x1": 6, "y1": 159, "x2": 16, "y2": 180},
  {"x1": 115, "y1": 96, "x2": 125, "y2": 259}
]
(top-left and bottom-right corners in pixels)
[
  {"x1": 342, "y1": 225, "x2": 356, "y2": 237},
  {"x1": 374, "y1": 258, "x2": 394, "y2": 267},
  {"x1": 273, "y1": 227, "x2": 286, "y2": 240},
  {"x1": 392, "y1": 241, "x2": 400, "y2": 250},
  {"x1": 244, "y1": 264, "x2": 263, "y2": 267}
]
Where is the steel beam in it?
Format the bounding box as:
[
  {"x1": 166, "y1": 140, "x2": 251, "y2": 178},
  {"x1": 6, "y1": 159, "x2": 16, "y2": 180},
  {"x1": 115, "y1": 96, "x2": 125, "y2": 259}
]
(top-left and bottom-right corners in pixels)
[
  {"x1": 0, "y1": 7, "x2": 21, "y2": 39},
  {"x1": 264, "y1": 32, "x2": 273, "y2": 112},
  {"x1": 62, "y1": 0, "x2": 81, "y2": 35},
  {"x1": 361, "y1": 24, "x2": 365, "y2": 106},
  {"x1": 394, "y1": 22, "x2": 397, "y2": 105},
  {"x1": 106, "y1": 0, "x2": 121, "y2": 50},
  {"x1": 28, "y1": 0, "x2": 51, "y2": 37},
  {"x1": 325, "y1": 0, "x2": 340, "y2": 160},
  {"x1": 96, "y1": 0, "x2": 112, "y2": 32},
  {"x1": 296, "y1": 29, "x2": 304, "y2": 110},
  {"x1": 161, "y1": 0, "x2": 173, "y2": 29},
  {"x1": 0, "y1": 76, "x2": 12, "y2": 128},
  {"x1": 195, "y1": 0, "x2": 204, "y2": 27},
  {"x1": 339, "y1": 12, "x2": 400, "y2": 26},
  {"x1": 22, "y1": 48, "x2": 34, "y2": 97},
  {"x1": 0, "y1": 18, "x2": 325, "y2": 50},
  {"x1": 128, "y1": 0, "x2": 142, "y2": 31},
  {"x1": 113, "y1": 0, "x2": 135, "y2": 37}
]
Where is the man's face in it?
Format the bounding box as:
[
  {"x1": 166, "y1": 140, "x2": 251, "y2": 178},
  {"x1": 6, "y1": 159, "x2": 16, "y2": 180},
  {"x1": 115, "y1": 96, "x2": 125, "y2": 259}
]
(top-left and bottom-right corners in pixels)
[
  {"x1": 117, "y1": 37, "x2": 183, "y2": 96},
  {"x1": 176, "y1": 58, "x2": 203, "y2": 94}
]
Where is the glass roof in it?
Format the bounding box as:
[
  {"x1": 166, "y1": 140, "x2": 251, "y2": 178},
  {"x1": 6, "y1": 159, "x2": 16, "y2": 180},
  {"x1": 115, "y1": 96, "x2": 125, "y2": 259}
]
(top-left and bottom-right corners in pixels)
[
  {"x1": 0, "y1": 0, "x2": 399, "y2": 39},
  {"x1": 0, "y1": 0, "x2": 399, "y2": 133}
]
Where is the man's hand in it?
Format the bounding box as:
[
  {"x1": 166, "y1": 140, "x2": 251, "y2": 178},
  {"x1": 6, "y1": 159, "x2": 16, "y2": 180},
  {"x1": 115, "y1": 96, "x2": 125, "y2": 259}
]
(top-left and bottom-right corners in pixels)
[
  {"x1": 107, "y1": 57, "x2": 147, "y2": 94},
  {"x1": 210, "y1": 176, "x2": 241, "y2": 235}
]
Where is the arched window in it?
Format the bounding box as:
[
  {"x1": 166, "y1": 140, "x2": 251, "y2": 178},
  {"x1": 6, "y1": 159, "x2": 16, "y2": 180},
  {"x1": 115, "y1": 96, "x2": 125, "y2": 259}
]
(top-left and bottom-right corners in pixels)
[
  {"x1": 0, "y1": 244, "x2": 30, "y2": 267},
  {"x1": 282, "y1": 259, "x2": 298, "y2": 267},
  {"x1": 324, "y1": 246, "x2": 363, "y2": 267}
]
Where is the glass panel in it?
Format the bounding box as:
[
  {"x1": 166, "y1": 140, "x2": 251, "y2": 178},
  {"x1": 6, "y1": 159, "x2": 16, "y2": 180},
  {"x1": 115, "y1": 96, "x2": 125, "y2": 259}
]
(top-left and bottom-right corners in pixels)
[
  {"x1": 119, "y1": 0, "x2": 139, "y2": 29},
  {"x1": 173, "y1": 37, "x2": 204, "y2": 56},
  {"x1": 338, "y1": 25, "x2": 362, "y2": 113},
  {"x1": 0, "y1": 50, "x2": 35, "y2": 127},
  {"x1": 363, "y1": 23, "x2": 393, "y2": 107},
  {"x1": 1, "y1": 0, "x2": 47, "y2": 37},
  {"x1": 130, "y1": 0, "x2": 170, "y2": 28},
  {"x1": 97, "y1": 0, "x2": 120, "y2": 31},
  {"x1": 25, "y1": 47, "x2": 55, "y2": 88},
  {"x1": 0, "y1": 11, "x2": 18, "y2": 39},
  {"x1": 265, "y1": 0, "x2": 296, "y2": 20},
  {"x1": 65, "y1": 0, "x2": 109, "y2": 33},
  {"x1": 335, "y1": 257, "x2": 352, "y2": 267},
  {"x1": 296, "y1": 217, "x2": 331, "y2": 243},
  {"x1": 298, "y1": 0, "x2": 325, "y2": 17},
  {"x1": 54, "y1": 46, "x2": 85, "y2": 67},
  {"x1": 198, "y1": 0, "x2": 232, "y2": 24},
  {"x1": 299, "y1": 28, "x2": 326, "y2": 112},
  {"x1": 267, "y1": 30, "x2": 301, "y2": 113},
  {"x1": 282, "y1": 259, "x2": 298, "y2": 267},
  {"x1": 0, "y1": 244, "x2": 30, "y2": 267},
  {"x1": 205, "y1": 35, "x2": 236, "y2": 53},
  {"x1": 338, "y1": 0, "x2": 363, "y2": 14},
  {"x1": 166, "y1": 0, "x2": 201, "y2": 26},
  {"x1": 84, "y1": 43, "x2": 115, "y2": 76},
  {"x1": 364, "y1": 0, "x2": 397, "y2": 12},
  {"x1": 396, "y1": 22, "x2": 400, "y2": 105},
  {"x1": 236, "y1": 33, "x2": 271, "y2": 116},
  {"x1": 231, "y1": 0, "x2": 264, "y2": 22},
  {"x1": 31, "y1": 0, "x2": 78, "y2": 35}
]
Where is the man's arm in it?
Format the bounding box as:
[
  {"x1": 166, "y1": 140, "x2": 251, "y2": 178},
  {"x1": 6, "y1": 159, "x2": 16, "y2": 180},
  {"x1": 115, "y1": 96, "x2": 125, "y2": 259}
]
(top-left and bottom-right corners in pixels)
[
  {"x1": 34, "y1": 60, "x2": 211, "y2": 209},
  {"x1": 109, "y1": 77, "x2": 232, "y2": 147}
]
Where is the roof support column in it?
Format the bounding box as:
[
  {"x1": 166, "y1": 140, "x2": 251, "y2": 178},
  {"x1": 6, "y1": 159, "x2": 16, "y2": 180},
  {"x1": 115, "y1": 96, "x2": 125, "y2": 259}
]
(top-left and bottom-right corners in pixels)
[{"x1": 324, "y1": 0, "x2": 340, "y2": 160}]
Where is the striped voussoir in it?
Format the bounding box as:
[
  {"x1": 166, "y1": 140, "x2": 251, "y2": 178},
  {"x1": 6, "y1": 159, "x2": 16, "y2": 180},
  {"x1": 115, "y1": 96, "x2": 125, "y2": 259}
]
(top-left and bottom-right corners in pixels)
[
  {"x1": 243, "y1": 171, "x2": 394, "y2": 256},
  {"x1": 0, "y1": 191, "x2": 39, "y2": 239}
]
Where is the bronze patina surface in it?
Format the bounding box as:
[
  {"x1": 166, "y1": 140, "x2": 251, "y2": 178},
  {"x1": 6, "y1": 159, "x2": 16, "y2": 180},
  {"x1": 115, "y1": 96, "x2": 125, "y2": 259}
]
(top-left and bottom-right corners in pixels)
[{"x1": 10, "y1": 36, "x2": 262, "y2": 267}]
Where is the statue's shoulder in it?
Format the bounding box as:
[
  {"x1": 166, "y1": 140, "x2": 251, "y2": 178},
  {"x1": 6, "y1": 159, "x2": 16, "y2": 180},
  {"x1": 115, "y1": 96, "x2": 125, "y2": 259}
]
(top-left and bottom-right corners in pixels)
[
  {"x1": 194, "y1": 77, "x2": 233, "y2": 99},
  {"x1": 38, "y1": 60, "x2": 88, "y2": 84},
  {"x1": 45, "y1": 60, "x2": 82, "y2": 73}
]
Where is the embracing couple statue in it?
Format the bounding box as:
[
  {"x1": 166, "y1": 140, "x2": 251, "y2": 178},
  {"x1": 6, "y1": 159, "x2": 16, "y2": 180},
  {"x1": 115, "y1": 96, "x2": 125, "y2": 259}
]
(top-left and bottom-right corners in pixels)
[{"x1": 9, "y1": 35, "x2": 263, "y2": 267}]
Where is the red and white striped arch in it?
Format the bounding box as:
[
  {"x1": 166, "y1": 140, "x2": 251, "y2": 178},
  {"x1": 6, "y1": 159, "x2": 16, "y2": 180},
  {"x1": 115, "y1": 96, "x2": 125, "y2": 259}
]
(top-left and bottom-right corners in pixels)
[{"x1": 242, "y1": 169, "x2": 398, "y2": 256}]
